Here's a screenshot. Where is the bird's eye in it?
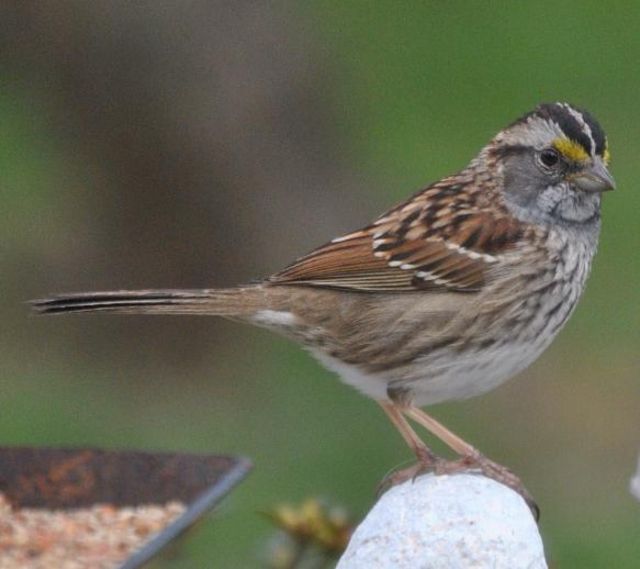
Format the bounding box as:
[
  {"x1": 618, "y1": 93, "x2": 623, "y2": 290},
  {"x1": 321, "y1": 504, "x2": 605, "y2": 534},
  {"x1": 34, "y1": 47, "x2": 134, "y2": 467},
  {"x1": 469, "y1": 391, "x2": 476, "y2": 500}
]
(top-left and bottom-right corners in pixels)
[{"x1": 540, "y1": 148, "x2": 560, "y2": 167}]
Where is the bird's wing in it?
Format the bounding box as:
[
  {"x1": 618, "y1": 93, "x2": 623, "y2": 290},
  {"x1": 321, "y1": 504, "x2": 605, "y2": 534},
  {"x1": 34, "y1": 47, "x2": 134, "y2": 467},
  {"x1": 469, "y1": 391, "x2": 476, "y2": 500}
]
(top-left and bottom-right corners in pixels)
[{"x1": 269, "y1": 179, "x2": 525, "y2": 293}]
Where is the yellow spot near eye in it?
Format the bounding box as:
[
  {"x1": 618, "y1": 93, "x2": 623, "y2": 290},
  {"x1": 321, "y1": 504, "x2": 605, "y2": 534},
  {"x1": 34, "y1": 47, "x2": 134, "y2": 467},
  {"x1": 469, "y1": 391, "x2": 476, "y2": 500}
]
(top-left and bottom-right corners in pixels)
[
  {"x1": 552, "y1": 138, "x2": 590, "y2": 163},
  {"x1": 603, "y1": 140, "x2": 611, "y2": 165}
]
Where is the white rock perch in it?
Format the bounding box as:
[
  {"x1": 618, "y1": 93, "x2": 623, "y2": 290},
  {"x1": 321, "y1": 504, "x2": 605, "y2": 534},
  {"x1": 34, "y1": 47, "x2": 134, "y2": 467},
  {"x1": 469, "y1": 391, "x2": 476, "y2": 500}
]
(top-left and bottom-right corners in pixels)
[
  {"x1": 337, "y1": 473, "x2": 547, "y2": 569},
  {"x1": 631, "y1": 453, "x2": 640, "y2": 503}
]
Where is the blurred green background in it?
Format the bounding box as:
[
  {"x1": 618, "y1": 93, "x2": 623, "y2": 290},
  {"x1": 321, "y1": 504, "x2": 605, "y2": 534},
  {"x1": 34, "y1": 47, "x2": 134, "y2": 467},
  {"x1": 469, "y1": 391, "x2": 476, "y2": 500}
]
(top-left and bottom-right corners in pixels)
[{"x1": 1, "y1": 2, "x2": 639, "y2": 567}]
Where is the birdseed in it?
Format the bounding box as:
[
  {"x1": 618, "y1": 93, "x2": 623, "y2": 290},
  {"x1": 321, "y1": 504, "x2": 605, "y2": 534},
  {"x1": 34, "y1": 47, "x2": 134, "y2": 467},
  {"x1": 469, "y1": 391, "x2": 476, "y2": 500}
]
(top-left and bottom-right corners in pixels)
[{"x1": 0, "y1": 493, "x2": 186, "y2": 568}]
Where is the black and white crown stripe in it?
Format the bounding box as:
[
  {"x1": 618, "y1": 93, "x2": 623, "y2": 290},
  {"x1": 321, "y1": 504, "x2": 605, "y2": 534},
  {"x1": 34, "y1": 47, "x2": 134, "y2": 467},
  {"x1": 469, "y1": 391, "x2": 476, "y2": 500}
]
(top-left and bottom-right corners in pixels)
[
  {"x1": 557, "y1": 103, "x2": 597, "y2": 158},
  {"x1": 500, "y1": 102, "x2": 607, "y2": 159}
]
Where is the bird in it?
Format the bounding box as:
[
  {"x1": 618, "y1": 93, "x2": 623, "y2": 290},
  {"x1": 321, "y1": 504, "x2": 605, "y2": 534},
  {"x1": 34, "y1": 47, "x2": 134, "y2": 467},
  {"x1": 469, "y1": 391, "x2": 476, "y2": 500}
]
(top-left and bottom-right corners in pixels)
[{"x1": 33, "y1": 102, "x2": 615, "y2": 515}]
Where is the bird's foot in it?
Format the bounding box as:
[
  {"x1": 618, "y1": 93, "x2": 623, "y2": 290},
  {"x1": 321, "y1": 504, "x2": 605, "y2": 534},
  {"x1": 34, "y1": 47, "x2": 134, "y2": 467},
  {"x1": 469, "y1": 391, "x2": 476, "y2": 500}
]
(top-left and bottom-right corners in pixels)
[
  {"x1": 376, "y1": 446, "x2": 438, "y2": 496},
  {"x1": 434, "y1": 452, "x2": 539, "y2": 521}
]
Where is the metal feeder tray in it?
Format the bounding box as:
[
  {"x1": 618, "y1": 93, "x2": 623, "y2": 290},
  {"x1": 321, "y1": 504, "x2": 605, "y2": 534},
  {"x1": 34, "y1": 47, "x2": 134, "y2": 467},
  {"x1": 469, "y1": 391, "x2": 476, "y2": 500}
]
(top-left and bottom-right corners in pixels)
[{"x1": 0, "y1": 447, "x2": 252, "y2": 568}]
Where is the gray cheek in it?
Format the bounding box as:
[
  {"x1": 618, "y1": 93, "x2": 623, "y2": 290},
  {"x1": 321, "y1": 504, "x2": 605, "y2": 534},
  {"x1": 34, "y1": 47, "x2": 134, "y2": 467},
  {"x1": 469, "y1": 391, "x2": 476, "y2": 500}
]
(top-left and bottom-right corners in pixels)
[
  {"x1": 551, "y1": 190, "x2": 601, "y2": 223},
  {"x1": 502, "y1": 157, "x2": 546, "y2": 210},
  {"x1": 502, "y1": 154, "x2": 602, "y2": 226},
  {"x1": 504, "y1": 177, "x2": 601, "y2": 226},
  {"x1": 537, "y1": 185, "x2": 565, "y2": 216},
  {"x1": 503, "y1": 158, "x2": 558, "y2": 223}
]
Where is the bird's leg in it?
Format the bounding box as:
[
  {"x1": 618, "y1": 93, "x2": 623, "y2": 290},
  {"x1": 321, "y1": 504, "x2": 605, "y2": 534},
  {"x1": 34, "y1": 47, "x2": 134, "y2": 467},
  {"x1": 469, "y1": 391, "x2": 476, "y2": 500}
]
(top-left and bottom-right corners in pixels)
[
  {"x1": 403, "y1": 405, "x2": 539, "y2": 519},
  {"x1": 379, "y1": 401, "x2": 437, "y2": 465},
  {"x1": 377, "y1": 400, "x2": 438, "y2": 492},
  {"x1": 402, "y1": 406, "x2": 476, "y2": 456}
]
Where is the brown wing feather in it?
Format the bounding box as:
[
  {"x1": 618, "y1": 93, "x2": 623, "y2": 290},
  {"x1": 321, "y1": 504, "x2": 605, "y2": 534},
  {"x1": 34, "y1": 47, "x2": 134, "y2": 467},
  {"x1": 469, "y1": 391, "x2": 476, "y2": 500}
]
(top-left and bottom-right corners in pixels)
[
  {"x1": 269, "y1": 178, "x2": 526, "y2": 293},
  {"x1": 270, "y1": 233, "x2": 420, "y2": 291}
]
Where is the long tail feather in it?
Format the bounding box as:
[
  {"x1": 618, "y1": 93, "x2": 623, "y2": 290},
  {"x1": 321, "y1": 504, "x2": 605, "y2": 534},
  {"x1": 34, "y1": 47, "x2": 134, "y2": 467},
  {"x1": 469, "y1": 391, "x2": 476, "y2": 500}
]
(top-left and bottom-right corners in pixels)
[{"x1": 31, "y1": 287, "x2": 265, "y2": 316}]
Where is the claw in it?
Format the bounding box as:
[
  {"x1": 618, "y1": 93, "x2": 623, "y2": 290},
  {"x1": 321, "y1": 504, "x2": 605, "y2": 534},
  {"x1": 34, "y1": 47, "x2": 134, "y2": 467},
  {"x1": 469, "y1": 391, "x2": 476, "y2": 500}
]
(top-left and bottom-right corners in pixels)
[
  {"x1": 376, "y1": 454, "x2": 437, "y2": 497},
  {"x1": 433, "y1": 454, "x2": 540, "y2": 521},
  {"x1": 376, "y1": 452, "x2": 539, "y2": 521}
]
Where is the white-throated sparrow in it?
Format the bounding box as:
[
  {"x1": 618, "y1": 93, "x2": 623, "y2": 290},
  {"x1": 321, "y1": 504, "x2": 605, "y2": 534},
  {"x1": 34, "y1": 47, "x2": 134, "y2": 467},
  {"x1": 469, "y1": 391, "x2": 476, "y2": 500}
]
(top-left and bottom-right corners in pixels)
[{"x1": 34, "y1": 102, "x2": 615, "y2": 516}]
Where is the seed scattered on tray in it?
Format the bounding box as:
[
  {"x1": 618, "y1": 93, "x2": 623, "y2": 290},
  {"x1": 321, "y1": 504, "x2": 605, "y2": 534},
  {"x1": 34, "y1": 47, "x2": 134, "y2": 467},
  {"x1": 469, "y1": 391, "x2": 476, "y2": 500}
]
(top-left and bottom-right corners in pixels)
[{"x1": 0, "y1": 493, "x2": 186, "y2": 568}]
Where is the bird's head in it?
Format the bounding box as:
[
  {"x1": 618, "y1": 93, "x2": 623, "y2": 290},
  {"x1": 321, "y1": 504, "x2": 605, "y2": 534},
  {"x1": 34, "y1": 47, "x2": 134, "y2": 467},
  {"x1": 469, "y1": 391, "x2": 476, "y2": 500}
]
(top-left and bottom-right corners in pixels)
[{"x1": 491, "y1": 102, "x2": 614, "y2": 226}]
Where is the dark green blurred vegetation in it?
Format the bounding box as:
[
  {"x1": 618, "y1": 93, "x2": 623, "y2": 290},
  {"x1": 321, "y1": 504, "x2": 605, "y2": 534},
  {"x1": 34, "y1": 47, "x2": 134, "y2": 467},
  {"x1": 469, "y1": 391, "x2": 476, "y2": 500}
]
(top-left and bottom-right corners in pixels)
[{"x1": 1, "y1": 2, "x2": 638, "y2": 567}]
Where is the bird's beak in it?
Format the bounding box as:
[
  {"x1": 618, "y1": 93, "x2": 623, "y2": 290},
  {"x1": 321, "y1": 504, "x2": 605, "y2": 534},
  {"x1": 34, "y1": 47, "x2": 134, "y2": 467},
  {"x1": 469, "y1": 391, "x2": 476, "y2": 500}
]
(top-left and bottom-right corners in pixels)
[{"x1": 569, "y1": 158, "x2": 616, "y2": 193}]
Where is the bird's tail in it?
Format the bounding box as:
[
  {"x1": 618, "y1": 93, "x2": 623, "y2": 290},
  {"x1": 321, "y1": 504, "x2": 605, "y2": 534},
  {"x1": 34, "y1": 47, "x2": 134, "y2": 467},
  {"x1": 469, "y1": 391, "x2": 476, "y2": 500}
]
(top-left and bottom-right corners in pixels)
[{"x1": 31, "y1": 286, "x2": 268, "y2": 317}]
